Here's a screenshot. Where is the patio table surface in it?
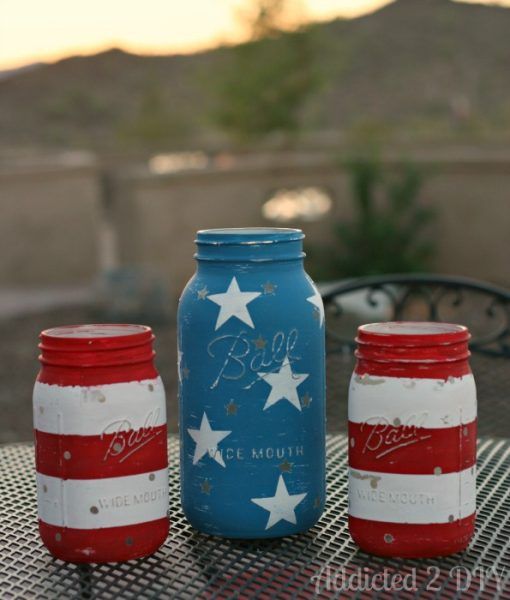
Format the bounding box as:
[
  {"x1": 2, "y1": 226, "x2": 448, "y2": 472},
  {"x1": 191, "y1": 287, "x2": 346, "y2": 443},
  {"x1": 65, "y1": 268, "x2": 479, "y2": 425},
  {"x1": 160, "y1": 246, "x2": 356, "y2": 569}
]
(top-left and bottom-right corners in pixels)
[{"x1": 1, "y1": 434, "x2": 509, "y2": 599}]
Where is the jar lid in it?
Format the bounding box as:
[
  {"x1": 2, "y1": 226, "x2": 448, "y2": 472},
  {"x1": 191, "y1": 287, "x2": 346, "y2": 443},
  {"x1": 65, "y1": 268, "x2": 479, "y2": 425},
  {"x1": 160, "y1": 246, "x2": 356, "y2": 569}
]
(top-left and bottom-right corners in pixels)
[
  {"x1": 356, "y1": 321, "x2": 470, "y2": 348},
  {"x1": 37, "y1": 324, "x2": 158, "y2": 385},
  {"x1": 195, "y1": 228, "x2": 305, "y2": 262},
  {"x1": 40, "y1": 324, "x2": 154, "y2": 352},
  {"x1": 354, "y1": 321, "x2": 471, "y2": 378}
]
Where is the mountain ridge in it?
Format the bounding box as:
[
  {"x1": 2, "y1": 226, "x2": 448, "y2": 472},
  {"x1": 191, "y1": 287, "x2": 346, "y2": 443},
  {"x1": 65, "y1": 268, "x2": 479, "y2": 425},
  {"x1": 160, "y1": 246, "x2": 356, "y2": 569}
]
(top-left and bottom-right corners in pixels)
[{"x1": 2, "y1": 0, "x2": 510, "y2": 151}]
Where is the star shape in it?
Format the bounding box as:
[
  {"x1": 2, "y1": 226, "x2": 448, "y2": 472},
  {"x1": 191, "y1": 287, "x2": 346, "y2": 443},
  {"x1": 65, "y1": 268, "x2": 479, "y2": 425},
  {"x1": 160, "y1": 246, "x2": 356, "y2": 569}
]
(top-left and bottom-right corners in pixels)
[
  {"x1": 197, "y1": 286, "x2": 209, "y2": 300},
  {"x1": 208, "y1": 277, "x2": 261, "y2": 330},
  {"x1": 225, "y1": 400, "x2": 238, "y2": 416},
  {"x1": 306, "y1": 291, "x2": 325, "y2": 327},
  {"x1": 262, "y1": 281, "x2": 277, "y2": 295},
  {"x1": 251, "y1": 475, "x2": 307, "y2": 530},
  {"x1": 258, "y1": 355, "x2": 309, "y2": 411},
  {"x1": 187, "y1": 412, "x2": 231, "y2": 467},
  {"x1": 301, "y1": 393, "x2": 312, "y2": 408},
  {"x1": 201, "y1": 479, "x2": 212, "y2": 494},
  {"x1": 253, "y1": 335, "x2": 267, "y2": 350},
  {"x1": 279, "y1": 459, "x2": 293, "y2": 473}
]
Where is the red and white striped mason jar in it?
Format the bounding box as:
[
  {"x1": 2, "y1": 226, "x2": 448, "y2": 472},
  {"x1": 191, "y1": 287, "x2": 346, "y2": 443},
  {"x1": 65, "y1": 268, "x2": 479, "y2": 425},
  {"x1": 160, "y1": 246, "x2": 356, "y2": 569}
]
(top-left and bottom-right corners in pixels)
[
  {"x1": 348, "y1": 322, "x2": 477, "y2": 558},
  {"x1": 33, "y1": 324, "x2": 169, "y2": 563}
]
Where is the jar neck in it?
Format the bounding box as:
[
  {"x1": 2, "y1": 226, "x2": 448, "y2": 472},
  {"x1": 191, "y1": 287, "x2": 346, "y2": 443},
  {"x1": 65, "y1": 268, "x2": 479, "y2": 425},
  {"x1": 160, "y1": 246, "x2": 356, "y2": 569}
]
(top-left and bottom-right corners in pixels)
[
  {"x1": 38, "y1": 362, "x2": 158, "y2": 386},
  {"x1": 354, "y1": 322, "x2": 472, "y2": 379},
  {"x1": 194, "y1": 228, "x2": 305, "y2": 264},
  {"x1": 37, "y1": 324, "x2": 158, "y2": 386}
]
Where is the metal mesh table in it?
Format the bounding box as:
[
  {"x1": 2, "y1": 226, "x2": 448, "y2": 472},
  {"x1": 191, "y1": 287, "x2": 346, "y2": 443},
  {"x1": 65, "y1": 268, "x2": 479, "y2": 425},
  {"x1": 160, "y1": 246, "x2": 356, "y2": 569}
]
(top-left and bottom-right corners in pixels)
[{"x1": 1, "y1": 435, "x2": 509, "y2": 599}]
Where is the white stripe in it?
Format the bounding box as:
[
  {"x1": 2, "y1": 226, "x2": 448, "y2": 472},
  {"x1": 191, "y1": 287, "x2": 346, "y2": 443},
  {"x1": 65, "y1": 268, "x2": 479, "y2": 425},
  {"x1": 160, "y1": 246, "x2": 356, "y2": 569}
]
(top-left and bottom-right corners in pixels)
[
  {"x1": 349, "y1": 466, "x2": 476, "y2": 524},
  {"x1": 348, "y1": 373, "x2": 477, "y2": 428},
  {"x1": 33, "y1": 378, "x2": 166, "y2": 436},
  {"x1": 37, "y1": 469, "x2": 168, "y2": 529}
]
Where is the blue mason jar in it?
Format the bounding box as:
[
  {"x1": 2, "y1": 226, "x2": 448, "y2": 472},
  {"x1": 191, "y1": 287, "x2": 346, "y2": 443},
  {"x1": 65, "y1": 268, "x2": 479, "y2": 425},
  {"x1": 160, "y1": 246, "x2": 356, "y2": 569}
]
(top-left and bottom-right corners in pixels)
[{"x1": 178, "y1": 228, "x2": 326, "y2": 538}]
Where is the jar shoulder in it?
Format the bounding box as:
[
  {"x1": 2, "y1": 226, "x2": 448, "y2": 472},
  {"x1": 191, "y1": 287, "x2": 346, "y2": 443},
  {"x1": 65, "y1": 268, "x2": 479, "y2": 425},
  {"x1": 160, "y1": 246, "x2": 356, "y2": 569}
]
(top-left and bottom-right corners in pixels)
[
  {"x1": 178, "y1": 268, "x2": 323, "y2": 329},
  {"x1": 179, "y1": 268, "x2": 320, "y2": 302}
]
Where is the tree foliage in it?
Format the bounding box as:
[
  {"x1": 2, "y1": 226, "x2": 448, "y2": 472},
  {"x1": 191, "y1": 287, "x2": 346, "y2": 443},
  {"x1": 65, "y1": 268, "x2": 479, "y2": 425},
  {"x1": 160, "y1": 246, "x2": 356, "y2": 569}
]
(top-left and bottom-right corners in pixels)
[
  {"x1": 212, "y1": 0, "x2": 320, "y2": 141},
  {"x1": 117, "y1": 81, "x2": 190, "y2": 148}
]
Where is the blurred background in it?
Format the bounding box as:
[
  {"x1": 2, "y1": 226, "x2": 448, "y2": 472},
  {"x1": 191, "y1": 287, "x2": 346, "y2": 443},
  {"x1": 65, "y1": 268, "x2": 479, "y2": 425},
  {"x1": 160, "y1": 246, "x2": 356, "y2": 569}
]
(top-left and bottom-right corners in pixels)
[{"x1": 1, "y1": 0, "x2": 510, "y2": 441}]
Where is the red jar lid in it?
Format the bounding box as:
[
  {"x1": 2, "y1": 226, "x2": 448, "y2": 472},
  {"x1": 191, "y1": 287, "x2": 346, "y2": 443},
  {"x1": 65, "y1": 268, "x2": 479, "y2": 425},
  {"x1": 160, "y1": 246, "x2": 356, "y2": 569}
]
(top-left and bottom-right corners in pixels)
[
  {"x1": 38, "y1": 324, "x2": 157, "y2": 385},
  {"x1": 356, "y1": 322, "x2": 470, "y2": 347},
  {"x1": 355, "y1": 322, "x2": 471, "y2": 378},
  {"x1": 40, "y1": 324, "x2": 154, "y2": 352}
]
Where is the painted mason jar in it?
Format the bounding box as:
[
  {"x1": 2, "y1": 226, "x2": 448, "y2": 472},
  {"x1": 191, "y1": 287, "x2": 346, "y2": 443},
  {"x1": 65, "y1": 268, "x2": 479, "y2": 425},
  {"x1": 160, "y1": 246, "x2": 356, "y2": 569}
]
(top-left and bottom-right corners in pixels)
[
  {"x1": 178, "y1": 228, "x2": 326, "y2": 538},
  {"x1": 348, "y1": 322, "x2": 477, "y2": 558},
  {"x1": 33, "y1": 324, "x2": 169, "y2": 563}
]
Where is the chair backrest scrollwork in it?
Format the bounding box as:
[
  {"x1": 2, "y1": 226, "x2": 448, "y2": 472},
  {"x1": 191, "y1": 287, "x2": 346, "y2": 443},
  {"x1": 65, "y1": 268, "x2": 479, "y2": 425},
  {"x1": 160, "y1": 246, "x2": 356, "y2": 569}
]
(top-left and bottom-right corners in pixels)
[{"x1": 322, "y1": 274, "x2": 510, "y2": 357}]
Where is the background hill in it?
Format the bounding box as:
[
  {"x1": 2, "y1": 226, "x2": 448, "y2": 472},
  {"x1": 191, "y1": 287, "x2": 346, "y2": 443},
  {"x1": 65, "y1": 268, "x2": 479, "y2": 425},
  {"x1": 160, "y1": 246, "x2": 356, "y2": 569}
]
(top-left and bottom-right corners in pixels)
[{"x1": 2, "y1": 0, "x2": 510, "y2": 152}]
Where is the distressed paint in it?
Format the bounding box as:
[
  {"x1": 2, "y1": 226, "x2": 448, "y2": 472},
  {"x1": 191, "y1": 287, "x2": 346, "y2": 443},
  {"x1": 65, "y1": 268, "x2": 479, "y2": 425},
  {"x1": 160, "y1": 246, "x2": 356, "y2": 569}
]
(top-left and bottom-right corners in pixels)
[
  {"x1": 33, "y1": 378, "x2": 166, "y2": 435},
  {"x1": 36, "y1": 469, "x2": 168, "y2": 529},
  {"x1": 33, "y1": 324, "x2": 169, "y2": 563},
  {"x1": 349, "y1": 466, "x2": 476, "y2": 523},
  {"x1": 348, "y1": 374, "x2": 477, "y2": 427},
  {"x1": 348, "y1": 514, "x2": 476, "y2": 559},
  {"x1": 348, "y1": 322, "x2": 477, "y2": 558},
  {"x1": 178, "y1": 228, "x2": 326, "y2": 538},
  {"x1": 348, "y1": 420, "x2": 476, "y2": 474}
]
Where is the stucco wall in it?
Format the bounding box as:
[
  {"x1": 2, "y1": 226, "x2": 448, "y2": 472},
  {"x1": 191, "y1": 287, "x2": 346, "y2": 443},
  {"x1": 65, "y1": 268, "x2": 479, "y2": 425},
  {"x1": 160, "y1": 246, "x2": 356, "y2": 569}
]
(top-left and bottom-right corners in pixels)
[
  {"x1": 1, "y1": 151, "x2": 509, "y2": 293},
  {"x1": 0, "y1": 165, "x2": 101, "y2": 285},
  {"x1": 115, "y1": 155, "x2": 510, "y2": 293}
]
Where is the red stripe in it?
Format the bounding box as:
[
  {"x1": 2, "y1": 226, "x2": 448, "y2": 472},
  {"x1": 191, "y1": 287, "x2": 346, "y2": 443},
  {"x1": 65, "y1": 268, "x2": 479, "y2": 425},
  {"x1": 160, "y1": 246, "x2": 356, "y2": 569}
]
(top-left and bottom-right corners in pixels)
[
  {"x1": 349, "y1": 513, "x2": 475, "y2": 558},
  {"x1": 39, "y1": 517, "x2": 169, "y2": 563},
  {"x1": 35, "y1": 425, "x2": 168, "y2": 479},
  {"x1": 355, "y1": 340, "x2": 470, "y2": 363},
  {"x1": 355, "y1": 360, "x2": 471, "y2": 379},
  {"x1": 349, "y1": 420, "x2": 476, "y2": 474},
  {"x1": 37, "y1": 363, "x2": 159, "y2": 386}
]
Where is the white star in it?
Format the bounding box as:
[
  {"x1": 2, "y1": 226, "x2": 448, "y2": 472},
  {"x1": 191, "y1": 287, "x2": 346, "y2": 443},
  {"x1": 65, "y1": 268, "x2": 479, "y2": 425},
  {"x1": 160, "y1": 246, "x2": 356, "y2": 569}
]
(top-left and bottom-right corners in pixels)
[
  {"x1": 251, "y1": 475, "x2": 307, "y2": 530},
  {"x1": 208, "y1": 277, "x2": 261, "y2": 331},
  {"x1": 307, "y1": 290, "x2": 325, "y2": 327},
  {"x1": 187, "y1": 412, "x2": 231, "y2": 467},
  {"x1": 257, "y1": 355, "x2": 309, "y2": 411}
]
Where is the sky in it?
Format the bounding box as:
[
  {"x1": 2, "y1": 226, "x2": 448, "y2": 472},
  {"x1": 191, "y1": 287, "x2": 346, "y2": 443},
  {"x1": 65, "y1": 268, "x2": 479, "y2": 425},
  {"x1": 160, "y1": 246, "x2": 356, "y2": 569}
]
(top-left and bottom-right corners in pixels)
[{"x1": 1, "y1": 0, "x2": 510, "y2": 70}]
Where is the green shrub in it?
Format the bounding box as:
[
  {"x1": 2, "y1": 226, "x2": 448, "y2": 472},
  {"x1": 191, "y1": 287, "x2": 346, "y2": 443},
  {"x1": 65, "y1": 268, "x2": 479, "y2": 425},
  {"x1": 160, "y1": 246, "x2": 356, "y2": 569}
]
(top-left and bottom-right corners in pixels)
[{"x1": 311, "y1": 156, "x2": 436, "y2": 279}]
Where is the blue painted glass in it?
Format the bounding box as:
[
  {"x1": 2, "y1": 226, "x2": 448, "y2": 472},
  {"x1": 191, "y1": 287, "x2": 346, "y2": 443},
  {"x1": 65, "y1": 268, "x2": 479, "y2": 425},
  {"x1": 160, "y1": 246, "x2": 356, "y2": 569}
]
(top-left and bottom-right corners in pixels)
[{"x1": 178, "y1": 228, "x2": 326, "y2": 538}]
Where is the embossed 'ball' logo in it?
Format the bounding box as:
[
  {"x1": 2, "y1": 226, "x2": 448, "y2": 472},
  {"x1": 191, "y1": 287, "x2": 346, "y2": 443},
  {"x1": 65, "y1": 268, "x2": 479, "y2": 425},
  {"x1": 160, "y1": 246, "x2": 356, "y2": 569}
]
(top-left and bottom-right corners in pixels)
[
  {"x1": 101, "y1": 408, "x2": 163, "y2": 463},
  {"x1": 360, "y1": 413, "x2": 432, "y2": 459}
]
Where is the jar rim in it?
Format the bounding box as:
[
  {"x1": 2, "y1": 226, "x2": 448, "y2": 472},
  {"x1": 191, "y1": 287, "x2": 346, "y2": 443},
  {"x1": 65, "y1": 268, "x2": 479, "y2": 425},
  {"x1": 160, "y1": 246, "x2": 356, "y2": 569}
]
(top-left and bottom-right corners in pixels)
[
  {"x1": 196, "y1": 228, "x2": 304, "y2": 246},
  {"x1": 357, "y1": 321, "x2": 470, "y2": 347},
  {"x1": 40, "y1": 324, "x2": 153, "y2": 351}
]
